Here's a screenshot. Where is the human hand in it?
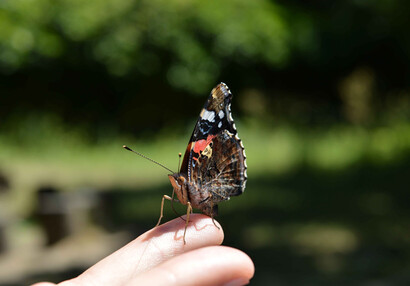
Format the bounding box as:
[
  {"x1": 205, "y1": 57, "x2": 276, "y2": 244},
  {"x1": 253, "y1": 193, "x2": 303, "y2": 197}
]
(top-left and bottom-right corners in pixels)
[{"x1": 32, "y1": 214, "x2": 254, "y2": 286}]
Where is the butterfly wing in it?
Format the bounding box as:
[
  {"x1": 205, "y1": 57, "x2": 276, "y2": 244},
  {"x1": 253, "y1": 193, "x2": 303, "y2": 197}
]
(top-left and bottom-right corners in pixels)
[
  {"x1": 181, "y1": 83, "x2": 240, "y2": 175},
  {"x1": 192, "y1": 129, "x2": 247, "y2": 199},
  {"x1": 180, "y1": 83, "x2": 247, "y2": 216}
]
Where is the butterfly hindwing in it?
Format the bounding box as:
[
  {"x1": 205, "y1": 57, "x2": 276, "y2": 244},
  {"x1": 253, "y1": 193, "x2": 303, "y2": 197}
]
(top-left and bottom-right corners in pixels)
[{"x1": 192, "y1": 130, "x2": 247, "y2": 198}]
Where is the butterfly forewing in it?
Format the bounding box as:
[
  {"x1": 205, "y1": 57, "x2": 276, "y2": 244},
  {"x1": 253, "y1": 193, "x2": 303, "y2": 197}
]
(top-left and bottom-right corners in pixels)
[{"x1": 181, "y1": 84, "x2": 237, "y2": 173}]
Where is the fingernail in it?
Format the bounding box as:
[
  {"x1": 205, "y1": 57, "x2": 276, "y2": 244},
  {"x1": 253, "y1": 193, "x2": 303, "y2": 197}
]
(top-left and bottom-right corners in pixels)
[{"x1": 223, "y1": 278, "x2": 250, "y2": 286}]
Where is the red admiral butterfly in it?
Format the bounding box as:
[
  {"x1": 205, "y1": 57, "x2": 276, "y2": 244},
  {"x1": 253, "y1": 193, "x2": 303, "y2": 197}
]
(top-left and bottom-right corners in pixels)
[{"x1": 124, "y1": 83, "x2": 247, "y2": 243}]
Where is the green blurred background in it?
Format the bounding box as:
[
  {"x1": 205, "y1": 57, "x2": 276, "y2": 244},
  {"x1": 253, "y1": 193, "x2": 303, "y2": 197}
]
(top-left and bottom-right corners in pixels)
[{"x1": 1, "y1": 0, "x2": 410, "y2": 285}]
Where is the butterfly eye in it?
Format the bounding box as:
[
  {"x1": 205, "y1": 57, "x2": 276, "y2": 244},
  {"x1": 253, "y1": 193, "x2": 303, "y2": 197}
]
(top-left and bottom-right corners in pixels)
[{"x1": 177, "y1": 177, "x2": 185, "y2": 185}]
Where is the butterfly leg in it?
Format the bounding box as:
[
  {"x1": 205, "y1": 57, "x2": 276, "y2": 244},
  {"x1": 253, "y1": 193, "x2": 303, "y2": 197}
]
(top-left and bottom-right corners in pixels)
[
  {"x1": 156, "y1": 195, "x2": 173, "y2": 227},
  {"x1": 209, "y1": 194, "x2": 220, "y2": 230},
  {"x1": 183, "y1": 202, "x2": 193, "y2": 244},
  {"x1": 170, "y1": 189, "x2": 186, "y2": 222}
]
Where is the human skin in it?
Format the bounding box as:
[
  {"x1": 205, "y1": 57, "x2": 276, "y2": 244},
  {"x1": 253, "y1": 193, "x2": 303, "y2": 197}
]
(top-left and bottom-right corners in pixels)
[{"x1": 32, "y1": 214, "x2": 255, "y2": 286}]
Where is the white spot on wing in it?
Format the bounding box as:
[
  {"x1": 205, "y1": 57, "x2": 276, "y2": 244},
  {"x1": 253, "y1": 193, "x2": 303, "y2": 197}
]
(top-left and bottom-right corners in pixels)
[
  {"x1": 218, "y1": 121, "x2": 222, "y2": 128},
  {"x1": 227, "y1": 104, "x2": 233, "y2": 121},
  {"x1": 202, "y1": 109, "x2": 215, "y2": 122},
  {"x1": 218, "y1": 110, "x2": 224, "y2": 119},
  {"x1": 226, "y1": 130, "x2": 234, "y2": 136},
  {"x1": 220, "y1": 82, "x2": 231, "y2": 95},
  {"x1": 241, "y1": 141, "x2": 247, "y2": 169},
  {"x1": 220, "y1": 83, "x2": 230, "y2": 96}
]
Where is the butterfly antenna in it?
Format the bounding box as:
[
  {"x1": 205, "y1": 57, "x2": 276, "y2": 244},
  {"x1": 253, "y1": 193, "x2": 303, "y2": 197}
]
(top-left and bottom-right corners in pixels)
[
  {"x1": 177, "y1": 152, "x2": 182, "y2": 173},
  {"x1": 123, "y1": 145, "x2": 175, "y2": 173}
]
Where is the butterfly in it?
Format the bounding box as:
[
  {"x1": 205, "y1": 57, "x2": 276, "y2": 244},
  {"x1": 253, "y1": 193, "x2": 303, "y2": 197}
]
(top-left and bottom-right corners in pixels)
[{"x1": 124, "y1": 83, "x2": 247, "y2": 243}]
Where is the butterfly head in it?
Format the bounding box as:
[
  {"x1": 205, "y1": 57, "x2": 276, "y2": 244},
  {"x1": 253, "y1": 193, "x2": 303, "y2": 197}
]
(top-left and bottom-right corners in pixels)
[{"x1": 168, "y1": 173, "x2": 189, "y2": 205}]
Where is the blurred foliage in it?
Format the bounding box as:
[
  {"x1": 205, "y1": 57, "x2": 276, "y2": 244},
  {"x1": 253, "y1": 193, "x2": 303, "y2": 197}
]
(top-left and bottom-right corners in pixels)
[
  {"x1": 0, "y1": 0, "x2": 290, "y2": 92},
  {"x1": 1, "y1": 0, "x2": 410, "y2": 135}
]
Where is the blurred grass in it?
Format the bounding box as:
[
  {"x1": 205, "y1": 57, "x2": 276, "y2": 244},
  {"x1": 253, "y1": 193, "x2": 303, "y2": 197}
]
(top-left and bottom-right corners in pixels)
[{"x1": 1, "y1": 116, "x2": 409, "y2": 216}]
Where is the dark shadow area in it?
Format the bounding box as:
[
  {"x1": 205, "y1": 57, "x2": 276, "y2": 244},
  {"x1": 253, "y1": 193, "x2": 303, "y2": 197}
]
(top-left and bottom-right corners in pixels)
[
  {"x1": 222, "y1": 155, "x2": 410, "y2": 285},
  {"x1": 35, "y1": 186, "x2": 71, "y2": 246}
]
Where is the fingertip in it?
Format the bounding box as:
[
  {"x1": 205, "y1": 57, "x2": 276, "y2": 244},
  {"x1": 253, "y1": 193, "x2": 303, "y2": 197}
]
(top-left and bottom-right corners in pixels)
[
  {"x1": 182, "y1": 213, "x2": 224, "y2": 246},
  {"x1": 131, "y1": 246, "x2": 254, "y2": 285},
  {"x1": 144, "y1": 213, "x2": 224, "y2": 246},
  {"x1": 229, "y1": 246, "x2": 255, "y2": 280}
]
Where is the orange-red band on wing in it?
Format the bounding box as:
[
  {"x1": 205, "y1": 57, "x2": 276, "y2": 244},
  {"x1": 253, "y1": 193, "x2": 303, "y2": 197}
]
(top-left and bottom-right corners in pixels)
[{"x1": 193, "y1": 134, "x2": 215, "y2": 154}]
